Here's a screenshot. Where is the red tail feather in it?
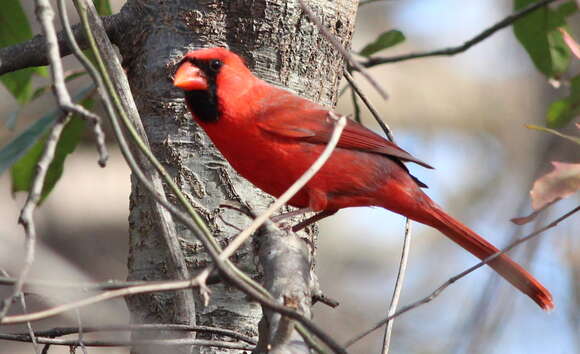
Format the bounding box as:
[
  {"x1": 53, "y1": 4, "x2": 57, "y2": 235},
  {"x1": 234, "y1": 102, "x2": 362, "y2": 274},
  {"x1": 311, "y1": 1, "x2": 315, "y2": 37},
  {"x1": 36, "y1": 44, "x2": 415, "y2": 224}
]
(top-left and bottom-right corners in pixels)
[{"x1": 426, "y1": 205, "x2": 554, "y2": 310}]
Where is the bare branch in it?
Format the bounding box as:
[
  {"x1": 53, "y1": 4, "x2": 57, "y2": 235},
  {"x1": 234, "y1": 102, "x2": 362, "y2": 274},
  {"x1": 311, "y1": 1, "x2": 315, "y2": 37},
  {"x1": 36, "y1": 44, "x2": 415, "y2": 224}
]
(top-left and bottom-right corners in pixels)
[
  {"x1": 200, "y1": 114, "x2": 347, "y2": 273},
  {"x1": 358, "y1": 0, "x2": 389, "y2": 6},
  {"x1": 343, "y1": 70, "x2": 394, "y2": 141},
  {"x1": 0, "y1": 334, "x2": 254, "y2": 350},
  {"x1": 74, "y1": 0, "x2": 198, "y2": 336},
  {"x1": 0, "y1": 112, "x2": 70, "y2": 323},
  {"x1": 361, "y1": 0, "x2": 559, "y2": 67},
  {"x1": 5, "y1": 324, "x2": 257, "y2": 345},
  {"x1": 381, "y1": 219, "x2": 412, "y2": 354},
  {"x1": 346, "y1": 205, "x2": 579, "y2": 347},
  {"x1": 254, "y1": 222, "x2": 315, "y2": 352},
  {"x1": 0, "y1": 266, "x2": 347, "y2": 353},
  {"x1": 74, "y1": 309, "x2": 87, "y2": 354},
  {"x1": 298, "y1": 0, "x2": 389, "y2": 100},
  {"x1": 38, "y1": 0, "x2": 107, "y2": 166},
  {"x1": 0, "y1": 277, "x2": 159, "y2": 290},
  {"x1": 0, "y1": 275, "x2": 203, "y2": 325},
  {"x1": 71, "y1": 4, "x2": 349, "y2": 352},
  {"x1": 1, "y1": 1, "x2": 349, "y2": 353},
  {"x1": 0, "y1": 14, "x2": 125, "y2": 76},
  {"x1": 19, "y1": 295, "x2": 40, "y2": 354}
]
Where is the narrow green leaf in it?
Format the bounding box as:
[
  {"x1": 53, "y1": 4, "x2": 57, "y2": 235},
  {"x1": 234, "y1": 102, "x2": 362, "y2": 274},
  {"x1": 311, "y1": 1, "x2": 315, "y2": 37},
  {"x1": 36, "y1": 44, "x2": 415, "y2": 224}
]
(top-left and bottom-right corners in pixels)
[
  {"x1": 93, "y1": 0, "x2": 113, "y2": 16},
  {"x1": 0, "y1": 0, "x2": 47, "y2": 103},
  {"x1": 11, "y1": 98, "x2": 94, "y2": 203},
  {"x1": 0, "y1": 111, "x2": 59, "y2": 175},
  {"x1": 512, "y1": 0, "x2": 577, "y2": 77},
  {"x1": 547, "y1": 74, "x2": 580, "y2": 128},
  {"x1": 1, "y1": 85, "x2": 93, "y2": 187},
  {"x1": 527, "y1": 124, "x2": 580, "y2": 145},
  {"x1": 1, "y1": 69, "x2": 35, "y2": 104},
  {"x1": 30, "y1": 71, "x2": 88, "y2": 101},
  {"x1": 5, "y1": 111, "x2": 19, "y2": 131},
  {"x1": 359, "y1": 30, "x2": 405, "y2": 57}
]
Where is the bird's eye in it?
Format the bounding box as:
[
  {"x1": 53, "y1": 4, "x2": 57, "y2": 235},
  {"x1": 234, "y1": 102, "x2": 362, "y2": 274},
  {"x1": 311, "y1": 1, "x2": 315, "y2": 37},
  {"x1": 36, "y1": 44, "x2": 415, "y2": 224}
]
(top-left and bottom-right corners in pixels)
[{"x1": 209, "y1": 59, "x2": 223, "y2": 72}]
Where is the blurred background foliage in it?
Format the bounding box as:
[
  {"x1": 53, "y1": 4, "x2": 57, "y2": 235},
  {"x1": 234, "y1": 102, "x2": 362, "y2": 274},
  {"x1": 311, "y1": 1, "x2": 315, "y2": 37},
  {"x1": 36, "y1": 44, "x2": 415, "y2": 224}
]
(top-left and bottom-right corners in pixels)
[{"x1": 0, "y1": 0, "x2": 578, "y2": 353}]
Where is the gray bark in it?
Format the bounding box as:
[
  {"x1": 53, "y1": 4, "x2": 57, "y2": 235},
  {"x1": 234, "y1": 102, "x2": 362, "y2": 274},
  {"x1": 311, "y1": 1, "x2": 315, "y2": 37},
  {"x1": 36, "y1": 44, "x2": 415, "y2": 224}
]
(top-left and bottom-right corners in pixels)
[
  {"x1": 114, "y1": 1, "x2": 358, "y2": 353},
  {"x1": 254, "y1": 223, "x2": 315, "y2": 353}
]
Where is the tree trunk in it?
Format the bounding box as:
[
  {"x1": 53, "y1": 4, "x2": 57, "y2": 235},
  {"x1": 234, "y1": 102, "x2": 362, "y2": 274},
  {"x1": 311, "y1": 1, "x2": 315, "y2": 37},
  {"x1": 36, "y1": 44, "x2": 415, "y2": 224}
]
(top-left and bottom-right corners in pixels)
[{"x1": 117, "y1": 1, "x2": 358, "y2": 352}]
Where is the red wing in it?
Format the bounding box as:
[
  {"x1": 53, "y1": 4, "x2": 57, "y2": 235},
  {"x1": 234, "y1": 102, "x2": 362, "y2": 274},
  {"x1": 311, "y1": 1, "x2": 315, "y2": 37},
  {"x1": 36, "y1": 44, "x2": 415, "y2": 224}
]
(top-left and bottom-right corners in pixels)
[{"x1": 255, "y1": 88, "x2": 433, "y2": 169}]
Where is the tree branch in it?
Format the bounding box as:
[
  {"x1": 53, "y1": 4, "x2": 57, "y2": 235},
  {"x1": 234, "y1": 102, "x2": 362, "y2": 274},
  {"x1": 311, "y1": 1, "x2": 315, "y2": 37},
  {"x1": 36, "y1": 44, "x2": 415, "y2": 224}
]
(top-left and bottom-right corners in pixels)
[
  {"x1": 0, "y1": 334, "x2": 254, "y2": 350},
  {"x1": 298, "y1": 0, "x2": 389, "y2": 100},
  {"x1": 4, "y1": 324, "x2": 256, "y2": 345},
  {"x1": 0, "y1": 113, "x2": 70, "y2": 322},
  {"x1": 198, "y1": 114, "x2": 346, "y2": 270},
  {"x1": 73, "y1": 1, "x2": 199, "y2": 351},
  {"x1": 0, "y1": 275, "x2": 204, "y2": 325},
  {"x1": 0, "y1": 13, "x2": 126, "y2": 76},
  {"x1": 360, "y1": 0, "x2": 559, "y2": 67},
  {"x1": 346, "y1": 205, "x2": 579, "y2": 347},
  {"x1": 343, "y1": 70, "x2": 394, "y2": 141},
  {"x1": 381, "y1": 219, "x2": 412, "y2": 354},
  {"x1": 74, "y1": 3, "x2": 347, "y2": 352},
  {"x1": 19, "y1": 295, "x2": 40, "y2": 354},
  {"x1": 254, "y1": 222, "x2": 316, "y2": 352}
]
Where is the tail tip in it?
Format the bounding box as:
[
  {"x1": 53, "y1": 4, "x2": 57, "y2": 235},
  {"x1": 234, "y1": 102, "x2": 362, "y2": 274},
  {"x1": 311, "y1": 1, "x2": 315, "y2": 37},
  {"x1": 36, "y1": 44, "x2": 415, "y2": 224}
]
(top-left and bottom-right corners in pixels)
[{"x1": 537, "y1": 291, "x2": 555, "y2": 312}]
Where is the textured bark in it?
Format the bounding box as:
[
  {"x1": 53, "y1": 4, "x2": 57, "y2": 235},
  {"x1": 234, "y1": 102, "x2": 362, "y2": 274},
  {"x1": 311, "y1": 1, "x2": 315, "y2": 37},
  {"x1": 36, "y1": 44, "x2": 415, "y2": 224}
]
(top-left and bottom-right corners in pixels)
[
  {"x1": 116, "y1": 1, "x2": 358, "y2": 353},
  {"x1": 254, "y1": 223, "x2": 314, "y2": 353}
]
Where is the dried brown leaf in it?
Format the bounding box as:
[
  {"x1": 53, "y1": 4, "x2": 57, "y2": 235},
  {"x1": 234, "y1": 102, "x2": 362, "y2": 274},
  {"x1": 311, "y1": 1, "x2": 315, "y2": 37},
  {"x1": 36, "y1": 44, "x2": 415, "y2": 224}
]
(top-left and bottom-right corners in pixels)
[{"x1": 531, "y1": 162, "x2": 580, "y2": 210}]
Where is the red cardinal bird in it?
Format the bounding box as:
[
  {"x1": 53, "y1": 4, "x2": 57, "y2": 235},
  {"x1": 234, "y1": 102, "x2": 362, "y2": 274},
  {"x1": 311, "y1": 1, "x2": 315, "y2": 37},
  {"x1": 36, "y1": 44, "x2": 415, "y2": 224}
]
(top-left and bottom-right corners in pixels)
[{"x1": 173, "y1": 47, "x2": 553, "y2": 310}]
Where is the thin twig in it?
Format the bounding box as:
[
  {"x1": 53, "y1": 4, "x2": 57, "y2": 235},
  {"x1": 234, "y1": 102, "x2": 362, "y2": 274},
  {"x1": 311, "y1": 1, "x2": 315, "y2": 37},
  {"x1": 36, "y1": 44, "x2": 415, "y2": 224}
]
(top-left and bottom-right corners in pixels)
[
  {"x1": 298, "y1": 0, "x2": 388, "y2": 100},
  {"x1": 0, "y1": 113, "x2": 70, "y2": 322},
  {"x1": 75, "y1": 3, "x2": 348, "y2": 352},
  {"x1": 76, "y1": 0, "x2": 220, "y2": 255},
  {"x1": 8, "y1": 324, "x2": 257, "y2": 345},
  {"x1": 74, "y1": 309, "x2": 87, "y2": 354},
  {"x1": 200, "y1": 114, "x2": 347, "y2": 274},
  {"x1": 381, "y1": 219, "x2": 412, "y2": 354},
  {"x1": 350, "y1": 83, "x2": 362, "y2": 123},
  {"x1": 1, "y1": 114, "x2": 350, "y2": 354},
  {"x1": 361, "y1": 0, "x2": 559, "y2": 67},
  {"x1": 41, "y1": 344, "x2": 50, "y2": 354},
  {"x1": 0, "y1": 334, "x2": 254, "y2": 350},
  {"x1": 35, "y1": 0, "x2": 108, "y2": 166},
  {"x1": 343, "y1": 70, "x2": 394, "y2": 141},
  {"x1": 0, "y1": 13, "x2": 125, "y2": 76},
  {"x1": 345, "y1": 205, "x2": 579, "y2": 347},
  {"x1": 359, "y1": 0, "x2": 391, "y2": 6},
  {"x1": 0, "y1": 277, "x2": 156, "y2": 290},
  {"x1": 0, "y1": 275, "x2": 203, "y2": 325},
  {"x1": 19, "y1": 295, "x2": 40, "y2": 354},
  {"x1": 74, "y1": 0, "x2": 199, "y2": 331},
  {"x1": 0, "y1": 268, "x2": 347, "y2": 353}
]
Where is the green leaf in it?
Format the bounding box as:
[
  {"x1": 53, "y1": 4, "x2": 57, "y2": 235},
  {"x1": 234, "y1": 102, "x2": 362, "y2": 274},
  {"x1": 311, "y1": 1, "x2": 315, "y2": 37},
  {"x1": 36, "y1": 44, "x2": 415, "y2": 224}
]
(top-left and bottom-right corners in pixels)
[
  {"x1": 1, "y1": 69, "x2": 35, "y2": 104},
  {"x1": 359, "y1": 30, "x2": 405, "y2": 57},
  {"x1": 512, "y1": 0, "x2": 577, "y2": 77},
  {"x1": 546, "y1": 74, "x2": 580, "y2": 128},
  {"x1": 0, "y1": 111, "x2": 59, "y2": 175},
  {"x1": 11, "y1": 98, "x2": 94, "y2": 203},
  {"x1": 1, "y1": 85, "x2": 93, "y2": 175},
  {"x1": 0, "y1": 0, "x2": 47, "y2": 103},
  {"x1": 93, "y1": 0, "x2": 113, "y2": 16},
  {"x1": 30, "y1": 71, "x2": 88, "y2": 101}
]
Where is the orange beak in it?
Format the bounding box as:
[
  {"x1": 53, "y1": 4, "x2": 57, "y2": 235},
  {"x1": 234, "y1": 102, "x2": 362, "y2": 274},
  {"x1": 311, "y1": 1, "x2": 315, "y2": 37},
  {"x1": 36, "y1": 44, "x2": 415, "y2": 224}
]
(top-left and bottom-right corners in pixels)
[{"x1": 173, "y1": 61, "x2": 208, "y2": 91}]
